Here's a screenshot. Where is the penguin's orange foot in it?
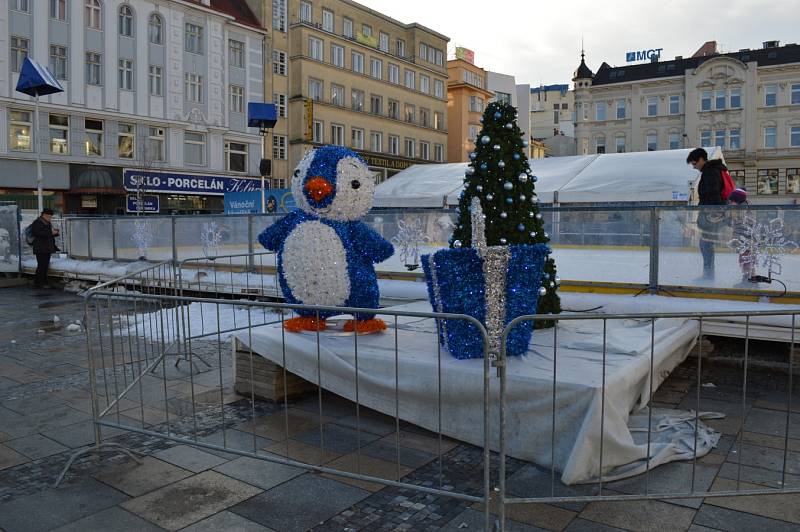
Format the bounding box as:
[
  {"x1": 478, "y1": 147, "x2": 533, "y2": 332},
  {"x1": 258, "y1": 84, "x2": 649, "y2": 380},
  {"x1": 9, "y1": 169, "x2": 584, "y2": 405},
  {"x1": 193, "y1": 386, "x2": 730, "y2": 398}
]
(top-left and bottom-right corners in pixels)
[
  {"x1": 343, "y1": 318, "x2": 387, "y2": 334},
  {"x1": 284, "y1": 316, "x2": 326, "y2": 332}
]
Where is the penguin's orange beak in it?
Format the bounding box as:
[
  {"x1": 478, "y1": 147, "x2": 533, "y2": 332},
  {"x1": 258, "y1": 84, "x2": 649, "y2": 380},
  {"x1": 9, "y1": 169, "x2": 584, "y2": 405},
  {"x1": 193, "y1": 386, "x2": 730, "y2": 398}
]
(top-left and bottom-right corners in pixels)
[{"x1": 304, "y1": 176, "x2": 334, "y2": 202}]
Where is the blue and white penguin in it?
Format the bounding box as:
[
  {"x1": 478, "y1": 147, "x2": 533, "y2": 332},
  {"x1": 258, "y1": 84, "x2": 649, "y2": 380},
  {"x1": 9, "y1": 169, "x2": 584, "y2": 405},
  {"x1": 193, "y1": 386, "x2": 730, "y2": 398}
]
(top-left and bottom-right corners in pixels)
[{"x1": 258, "y1": 146, "x2": 394, "y2": 333}]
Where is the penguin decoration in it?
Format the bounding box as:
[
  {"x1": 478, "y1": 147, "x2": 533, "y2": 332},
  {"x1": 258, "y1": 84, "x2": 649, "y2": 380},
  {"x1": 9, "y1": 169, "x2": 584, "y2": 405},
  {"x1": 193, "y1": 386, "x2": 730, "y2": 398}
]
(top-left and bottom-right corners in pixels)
[{"x1": 258, "y1": 146, "x2": 395, "y2": 333}]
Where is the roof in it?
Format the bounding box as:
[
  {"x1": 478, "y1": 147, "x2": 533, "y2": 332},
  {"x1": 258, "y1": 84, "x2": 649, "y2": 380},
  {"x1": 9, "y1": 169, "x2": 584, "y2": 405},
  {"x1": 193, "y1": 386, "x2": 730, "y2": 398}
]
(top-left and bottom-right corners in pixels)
[
  {"x1": 593, "y1": 43, "x2": 800, "y2": 86},
  {"x1": 573, "y1": 53, "x2": 594, "y2": 80},
  {"x1": 209, "y1": 0, "x2": 263, "y2": 29},
  {"x1": 530, "y1": 84, "x2": 569, "y2": 94}
]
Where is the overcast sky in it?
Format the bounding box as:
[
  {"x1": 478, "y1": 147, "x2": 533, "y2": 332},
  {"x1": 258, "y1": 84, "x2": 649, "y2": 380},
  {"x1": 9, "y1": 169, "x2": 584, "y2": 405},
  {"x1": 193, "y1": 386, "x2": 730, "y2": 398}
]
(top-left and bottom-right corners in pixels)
[{"x1": 364, "y1": 0, "x2": 799, "y2": 87}]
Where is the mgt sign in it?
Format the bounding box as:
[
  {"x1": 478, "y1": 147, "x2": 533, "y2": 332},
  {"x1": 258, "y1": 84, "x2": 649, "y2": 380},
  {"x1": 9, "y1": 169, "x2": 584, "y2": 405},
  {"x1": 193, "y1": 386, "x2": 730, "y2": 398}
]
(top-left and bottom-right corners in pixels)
[{"x1": 626, "y1": 48, "x2": 663, "y2": 62}]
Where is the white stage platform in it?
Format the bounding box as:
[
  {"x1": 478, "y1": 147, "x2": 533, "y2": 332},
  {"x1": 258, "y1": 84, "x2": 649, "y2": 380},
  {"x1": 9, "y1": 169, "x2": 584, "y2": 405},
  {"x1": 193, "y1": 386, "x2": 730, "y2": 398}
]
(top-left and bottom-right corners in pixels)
[{"x1": 235, "y1": 301, "x2": 719, "y2": 485}]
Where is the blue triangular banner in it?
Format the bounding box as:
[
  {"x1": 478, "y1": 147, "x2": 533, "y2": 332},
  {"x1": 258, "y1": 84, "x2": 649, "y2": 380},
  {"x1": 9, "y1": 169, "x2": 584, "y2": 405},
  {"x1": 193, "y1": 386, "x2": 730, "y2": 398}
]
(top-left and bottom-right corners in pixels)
[{"x1": 15, "y1": 57, "x2": 64, "y2": 97}]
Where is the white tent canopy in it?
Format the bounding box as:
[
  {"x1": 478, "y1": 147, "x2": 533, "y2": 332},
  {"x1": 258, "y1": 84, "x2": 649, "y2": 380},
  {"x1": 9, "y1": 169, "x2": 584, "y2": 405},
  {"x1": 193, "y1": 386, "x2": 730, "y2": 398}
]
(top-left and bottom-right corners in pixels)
[{"x1": 373, "y1": 148, "x2": 723, "y2": 208}]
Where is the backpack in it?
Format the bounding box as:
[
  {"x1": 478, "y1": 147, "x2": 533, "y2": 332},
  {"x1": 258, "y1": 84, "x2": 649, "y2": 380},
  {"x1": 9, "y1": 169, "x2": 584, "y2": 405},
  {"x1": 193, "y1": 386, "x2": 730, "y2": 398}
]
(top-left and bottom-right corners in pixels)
[
  {"x1": 24, "y1": 224, "x2": 35, "y2": 246},
  {"x1": 720, "y1": 169, "x2": 735, "y2": 201}
]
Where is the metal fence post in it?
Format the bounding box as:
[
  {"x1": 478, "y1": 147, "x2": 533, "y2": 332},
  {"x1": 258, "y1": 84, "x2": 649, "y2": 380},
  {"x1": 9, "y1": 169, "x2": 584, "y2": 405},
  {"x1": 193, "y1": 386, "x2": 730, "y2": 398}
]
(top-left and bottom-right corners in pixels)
[
  {"x1": 648, "y1": 207, "x2": 660, "y2": 294},
  {"x1": 247, "y1": 215, "x2": 255, "y2": 269},
  {"x1": 112, "y1": 218, "x2": 118, "y2": 261},
  {"x1": 87, "y1": 220, "x2": 93, "y2": 261},
  {"x1": 171, "y1": 217, "x2": 178, "y2": 265}
]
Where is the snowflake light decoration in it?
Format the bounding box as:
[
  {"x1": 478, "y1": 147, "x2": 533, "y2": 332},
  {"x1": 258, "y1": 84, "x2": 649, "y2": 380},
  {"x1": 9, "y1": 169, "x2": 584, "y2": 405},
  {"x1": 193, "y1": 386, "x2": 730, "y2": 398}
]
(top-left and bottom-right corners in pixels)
[
  {"x1": 200, "y1": 221, "x2": 224, "y2": 258},
  {"x1": 728, "y1": 213, "x2": 798, "y2": 278},
  {"x1": 131, "y1": 219, "x2": 154, "y2": 259},
  {"x1": 391, "y1": 218, "x2": 430, "y2": 271}
]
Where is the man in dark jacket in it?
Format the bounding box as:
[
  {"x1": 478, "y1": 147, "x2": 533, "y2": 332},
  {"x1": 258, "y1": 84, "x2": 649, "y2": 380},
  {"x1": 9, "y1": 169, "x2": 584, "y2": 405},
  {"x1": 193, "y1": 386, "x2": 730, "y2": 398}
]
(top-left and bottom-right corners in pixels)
[
  {"x1": 31, "y1": 208, "x2": 60, "y2": 288},
  {"x1": 687, "y1": 148, "x2": 726, "y2": 279}
]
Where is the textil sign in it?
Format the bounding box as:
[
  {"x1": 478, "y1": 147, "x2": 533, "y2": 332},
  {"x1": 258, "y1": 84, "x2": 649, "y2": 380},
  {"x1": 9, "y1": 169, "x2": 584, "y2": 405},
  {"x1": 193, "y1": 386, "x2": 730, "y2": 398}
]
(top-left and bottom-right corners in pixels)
[{"x1": 123, "y1": 170, "x2": 260, "y2": 196}]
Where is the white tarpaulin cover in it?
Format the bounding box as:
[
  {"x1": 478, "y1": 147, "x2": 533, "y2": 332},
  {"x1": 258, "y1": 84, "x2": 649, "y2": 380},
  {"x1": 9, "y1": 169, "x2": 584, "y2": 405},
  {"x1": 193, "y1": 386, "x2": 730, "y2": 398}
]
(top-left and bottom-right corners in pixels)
[
  {"x1": 235, "y1": 301, "x2": 719, "y2": 485},
  {"x1": 373, "y1": 148, "x2": 723, "y2": 208}
]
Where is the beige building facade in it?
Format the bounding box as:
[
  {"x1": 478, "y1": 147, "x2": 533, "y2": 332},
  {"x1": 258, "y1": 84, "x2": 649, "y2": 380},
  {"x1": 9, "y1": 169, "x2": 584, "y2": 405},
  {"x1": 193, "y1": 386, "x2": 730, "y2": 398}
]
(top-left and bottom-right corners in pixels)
[
  {"x1": 530, "y1": 84, "x2": 574, "y2": 139},
  {"x1": 446, "y1": 58, "x2": 493, "y2": 162},
  {"x1": 573, "y1": 42, "x2": 800, "y2": 203},
  {"x1": 263, "y1": 0, "x2": 449, "y2": 187}
]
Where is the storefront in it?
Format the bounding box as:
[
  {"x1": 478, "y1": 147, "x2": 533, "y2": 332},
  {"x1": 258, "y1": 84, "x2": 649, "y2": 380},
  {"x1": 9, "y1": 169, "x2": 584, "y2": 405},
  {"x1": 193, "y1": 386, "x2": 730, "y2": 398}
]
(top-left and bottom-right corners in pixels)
[
  {"x1": 65, "y1": 164, "x2": 127, "y2": 215},
  {"x1": 0, "y1": 159, "x2": 69, "y2": 213},
  {"x1": 356, "y1": 153, "x2": 418, "y2": 184}
]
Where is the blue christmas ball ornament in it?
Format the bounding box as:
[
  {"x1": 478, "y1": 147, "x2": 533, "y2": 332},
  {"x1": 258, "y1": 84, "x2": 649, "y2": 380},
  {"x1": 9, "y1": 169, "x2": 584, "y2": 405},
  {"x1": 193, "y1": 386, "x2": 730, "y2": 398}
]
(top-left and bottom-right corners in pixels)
[
  {"x1": 480, "y1": 163, "x2": 488, "y2": 170},
  {"x1": 532, "y1": 175, "x2": 539, "y2": 182},
  {"x1": 481, "y1": 135, "x2": 491, "y2": 145},
  {"x1": 469, "y1": 152, "x2": 477, "y2": 160},
  {"x1": 503, "y1": 181, "x2": 513, "y2": 191},
  {"x1": 506, "y1": 197, "x2": 514, "y2": 204},
  {"x1": 466, "y1": 166, "x2": 475, "y2": 175},
  {"x1": 493, "y1": 111, "x2": 502, "y2": 120},
  {"x1": 498, "y1": 161, "x2": 506, "y2": 168},
  {"x1": 513, "y1": 153, "x2": 521, "y2": 160},
  {"x1": 544, "y1": 273, "x2": 551, "y2": 280},
  {"x1": 517, "y1": 223, "x2": 526, "y2": 231},
  {"x1": 523, "y1": 140, "x2": 529, "y2": 147}
]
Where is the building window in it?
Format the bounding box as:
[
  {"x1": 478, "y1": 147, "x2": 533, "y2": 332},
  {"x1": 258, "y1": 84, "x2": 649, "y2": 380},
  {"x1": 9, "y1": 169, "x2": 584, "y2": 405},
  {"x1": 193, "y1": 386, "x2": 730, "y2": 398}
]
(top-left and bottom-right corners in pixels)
[
  {"x1": 343, "y1": 17, "x2": 353, "y2": 38},
  {"x1": 119, "y1": 5, "x2": 133, "y2": 37},
  {"x1": 405, "y1": 69, "x2": 415, "y2": 90},
  {"x1": 118, "y1": 59, "x2": 134, "y2": 90},
  {"x1": 86, "y1": 52, "x2": 102, "y2": 85},
  {"x1": 700, "y1": 90, "x2": 711, "y2": 111},
  {"x1": 419, "y1": 43, "x2": 428, "y2": 62},
  {"x1": 462, "y1": 70, "x2": 484, "y2": 88},
  {"x1": 595, "y1": 136, "x2": 605, "y2": 154},
  {"x1": 764, "y1": 126, "x2": 777, "y2": 148},
  {"x1": 765, "y1": 85, "x2": 778, "y2": 107},
  {"x1": 669, "y1": 133, "x2": 681, "y2": 150},
  {"x1": 351, "y1": 89, "x2": 364, "y2": 112},
  {"x1": 595, "y1": 102, "x2": 606, "y2": 121},
  {"x1": 388, "y1": 100, "x2": 399, "y2": 120},
  {"x1": 434, "y1": 144, "x2": 444, "y2": 162},
  {"x1": 273, "y1": 50, "x2": 287, "y2": 75},
  {"x1": 351, "y1": 128, "x2": 364, "y2": 150},
  {"x1": 700, "y1": 130, "x2": 712, "y2": 148},
  {"x1": 419, "y1": 141, "x2": 430, "y2": 161},
  {"x1": 184, "y1": 132, "x2": 205, "y2": 165},
  {"x1": 646, "y1": 133, "x2": 657, "y2": 151},
  {"x1": 370, "y1": 131, "x2": 382, "y2": 152},
  {"x1": 788, "y1": 169, "x2": 800, "y2": 194},
  {"x1": 730, "y1": 88, "x2": 741, "y2": 108},
  {"x1": 388, "y1": 135, "x2": 399, "y2": 155},
  {"x1": 229, "y1": 40, "x2": 245, "y2": 68},
  {"x1": 791, "y1": 126, "x2": 800, "y2": 147},
  {"x1": 49, "y1": 114, "x2": 69, "y2": 154},
  {"x1": 388, "y1": 64, "x2": 399, "y2": 84},
  {"x1": 361, "y1": 24, "x2": 372, "y2": 38},
  {"x1": 396, "y1": 39, "x2": 405, "y2": 58},
  {"x1": 299, "y1": 1, "x2": 312, "y2": 22},
  {"x1": 714, "y1": 129, "x2": 726, "y2": 149},
  {"x1": 379, "y1": 32, "x2": 389, "y2": 52},
  {"x1": 713, "y1": 89, "x2": 725, "y2": 110},
  {"x1": 50, "y1": 0, "x2": 67, "y2": 20},
  {"x1": 271, "y1": 135, "x2": 286, "y2": 159},
  {"x1": 369, "y1": 94, "x2": 382, "y2": 115},
  {"x1": 9, "y1": 110, "x2": 32, "y2": 152},
  {"x1": 468, "y1": 124, "x2": 479, "y2": 142},
  {"x1": 149, "y1": 65, "x2": 162, "y2": 96},
  {"x1": 85, "y1": 119, "x2": 103, "y2": 157},
  {"x1": 469, "y1": 96, "x2": 484, "y2": 113},
  {"x1": 185, "y1": 73, "x2": 203, "y2": 103},
  {"x1": 729, "y1": 128, "x2": 741, "y2": 150},
  {"x1": 309, "y1": 37, "x2": 323, "y2": 61},
  {"x1": 309, "y1": 78, "x2": 323, "y2": 101},
  {"x1": 729, "y1": 169, "x2": 746, "y2": 189},
  {"x1": 434, "y1": 112, "x2": 444, "y2": 130},
  {"x1": 49, "y1": 45, "x2": 68, "y2": 79},
  {"x1": 646, "y1": 97, "x2": 658, "y2": 117},
  {"x1": 419, "y1": 108, "x2": 430, "y2": 128},
  {"x1": 370, "y1": 58, "x2": 382, "y2": 79},
  {"x1": 351, "y1": 51, "x2": 364, "y2": 74},
  {"x1": 792, "y1": 84, "x2": 800, "y2": 105},
  {"x1": 118, "y1": 123, "x2": 135, "y2": 159},
  {"x1": 669, "y1": 95, "x2": 680, "y2": 115},
  {"x1": 147, "y1": 127, "x2": 164, "y2": 161},
  {"x1": 757, "y1": 169, "x2": 778, "y2": 195},
  {"x1": 404, "y1": 104, "x2": 415, "y2": 123},
  {"x1": 331, "y1": 124, "x2": 344, "y2": 146},
  {"x1": 230, "y1": 85, "x2": 244, "y2": 113},
  {"x1": 10, "y1": 36, "x2": 28, "y2": 73},
  {"x1": 273, "y1": 0, "x2": 286, "y2": 31},
  {"x1": 616, "y1": 100, "x2": 626, "y2": 119},
  {"x1": 185, "y1": 23, "x2": 204, "y2": 54},
  {"x1": 85, "y1": 0, "x2": 101, "y2": 29},
  {"x1": 273, "y1": 93, "x2": 286, "y2": 117},
  {"x1": 331, "y1": 44, "x2": 344, "y2": 67},
  {"x1": 615, "y1": 135, "x2": 626, "y2": 153},
  {"x1": 226, "y1": 141, "x2": 248, "y2": 173},
  {"x1": 495, "y1": 92, "x2": 511, "y2": 105},
  {"x1": 404, "y1": 138, "x2": 415, "y2": 158},
  {"x1": 312, "y1": 120, "x2": 324, "y2": 143},
  {"x1": 330, "y1": 84, "x2": 344, "y2": 106},
  {"x1": 149, "y1": 13, "x2": 163, "y2": 44},
  {"x1": 434, "y1": 79, "x2": 444, "y2": 99},
  {"x1": 322, "y1": 9, "x2": 333, "y2": 32},
  {"x1": 420, "y1": 75, "x2": 430, "y2": 95},
  {"x1": 13, "y1": 0, "x2": 29, "y2": 12}
]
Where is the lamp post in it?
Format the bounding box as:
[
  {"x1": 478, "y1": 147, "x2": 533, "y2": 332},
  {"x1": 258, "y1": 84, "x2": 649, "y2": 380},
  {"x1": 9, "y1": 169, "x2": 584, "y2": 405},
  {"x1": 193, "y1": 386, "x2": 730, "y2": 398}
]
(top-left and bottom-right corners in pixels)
[
  {"x1": 248, "y1": 103, "x2": 278, "y2": 213},
  {"x1": 15, "y1": 58, "x2": 64, "y2": 213}
]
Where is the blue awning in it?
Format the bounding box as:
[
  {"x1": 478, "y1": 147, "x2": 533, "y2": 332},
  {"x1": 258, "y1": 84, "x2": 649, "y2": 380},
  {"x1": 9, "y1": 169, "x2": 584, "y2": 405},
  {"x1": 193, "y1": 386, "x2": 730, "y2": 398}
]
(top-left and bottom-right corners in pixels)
[
  {"x1": 15, "y1": 58, "x2": 64, "y2": 97},
  {"x1": 247, "y1": 102, "x2": 278, "y2": 129}
]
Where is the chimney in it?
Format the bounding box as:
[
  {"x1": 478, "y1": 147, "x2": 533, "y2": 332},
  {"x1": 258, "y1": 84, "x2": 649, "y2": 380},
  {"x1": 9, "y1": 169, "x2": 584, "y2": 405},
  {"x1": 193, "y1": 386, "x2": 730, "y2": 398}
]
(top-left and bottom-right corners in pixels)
[{"x1": 763, "y1": 40, "x2": 780, "y2": 49}]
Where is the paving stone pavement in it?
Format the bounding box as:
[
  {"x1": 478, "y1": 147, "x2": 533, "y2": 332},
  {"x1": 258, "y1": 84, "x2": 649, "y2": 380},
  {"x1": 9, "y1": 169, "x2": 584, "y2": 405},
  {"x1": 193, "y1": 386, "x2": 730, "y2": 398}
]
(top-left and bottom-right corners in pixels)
[{"x1": 1, "y1": 285, "x2": 800, "y2": 531}]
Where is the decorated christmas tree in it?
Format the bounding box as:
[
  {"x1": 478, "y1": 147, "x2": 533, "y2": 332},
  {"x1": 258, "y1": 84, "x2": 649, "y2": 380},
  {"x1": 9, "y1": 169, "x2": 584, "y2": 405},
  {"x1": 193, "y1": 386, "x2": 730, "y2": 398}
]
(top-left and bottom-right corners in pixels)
[{"x1": 450, "y1": 101, "x2": 561, "y2": 322}]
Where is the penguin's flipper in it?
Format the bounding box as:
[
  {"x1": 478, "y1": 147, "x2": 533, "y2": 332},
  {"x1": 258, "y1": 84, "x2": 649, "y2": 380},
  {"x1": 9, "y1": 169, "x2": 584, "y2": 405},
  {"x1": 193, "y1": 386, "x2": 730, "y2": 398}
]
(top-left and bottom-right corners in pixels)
[
  {"x1": 351, "y1": 222, "x2": 394, "y2": 263},
  {"x1": 258, "y1": 211, "x2": 303, "y2": 251},
  {"x1": 284, "y1": 316, "x2": 326, "y2": 332},
  {"x1": 343, "y1": 318, "x2": 387, "y2": 334}
]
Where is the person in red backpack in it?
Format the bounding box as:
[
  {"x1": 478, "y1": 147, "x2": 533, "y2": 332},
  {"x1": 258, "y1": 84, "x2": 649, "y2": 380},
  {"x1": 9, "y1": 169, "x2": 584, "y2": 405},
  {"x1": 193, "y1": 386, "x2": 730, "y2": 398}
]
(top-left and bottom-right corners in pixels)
[{"x1": 687, "y1": 148, "x2": 726, "y2": 280}]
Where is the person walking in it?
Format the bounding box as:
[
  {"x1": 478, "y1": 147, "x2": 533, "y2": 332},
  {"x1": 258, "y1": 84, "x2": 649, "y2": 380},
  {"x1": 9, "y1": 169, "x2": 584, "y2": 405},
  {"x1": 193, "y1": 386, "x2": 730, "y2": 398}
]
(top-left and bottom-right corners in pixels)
[
  {"x1": 687, "y1": 148, "x2": 726, "y2": 280},
  {"x1": 30, "y1": 208, "x2": 60, "y2": 288}
]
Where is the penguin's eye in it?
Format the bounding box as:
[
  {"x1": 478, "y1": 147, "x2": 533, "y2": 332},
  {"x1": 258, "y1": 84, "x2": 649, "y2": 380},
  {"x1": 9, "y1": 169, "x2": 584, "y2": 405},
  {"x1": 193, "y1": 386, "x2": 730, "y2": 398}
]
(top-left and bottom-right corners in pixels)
[{"x1": 351, "y1": 180, "x2": 361, "y2": 189}]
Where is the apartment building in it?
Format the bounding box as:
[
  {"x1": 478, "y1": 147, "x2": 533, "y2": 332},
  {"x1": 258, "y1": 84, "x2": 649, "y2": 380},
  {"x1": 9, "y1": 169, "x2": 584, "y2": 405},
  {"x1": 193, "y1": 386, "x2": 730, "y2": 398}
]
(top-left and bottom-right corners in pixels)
[
  {"x1": 446, "y1": 56, "x2": 492, "y2": 162},
  {"x1": 530, "y1": 84, "x2": 574, "y2": 139},
  {"x1": 573, "y1": 42, "x2": 800, "y2": 203},
  {"x1": 265, "y1": 0, "x2": 449, "y2": 186}
]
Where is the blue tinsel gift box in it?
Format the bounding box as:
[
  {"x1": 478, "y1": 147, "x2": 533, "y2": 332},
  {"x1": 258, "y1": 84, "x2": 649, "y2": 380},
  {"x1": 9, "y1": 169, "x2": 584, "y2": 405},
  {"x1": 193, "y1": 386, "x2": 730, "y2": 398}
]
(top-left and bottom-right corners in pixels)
[{"x1": 422, "y1": 243, "x2": 548, "y2": 360}]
